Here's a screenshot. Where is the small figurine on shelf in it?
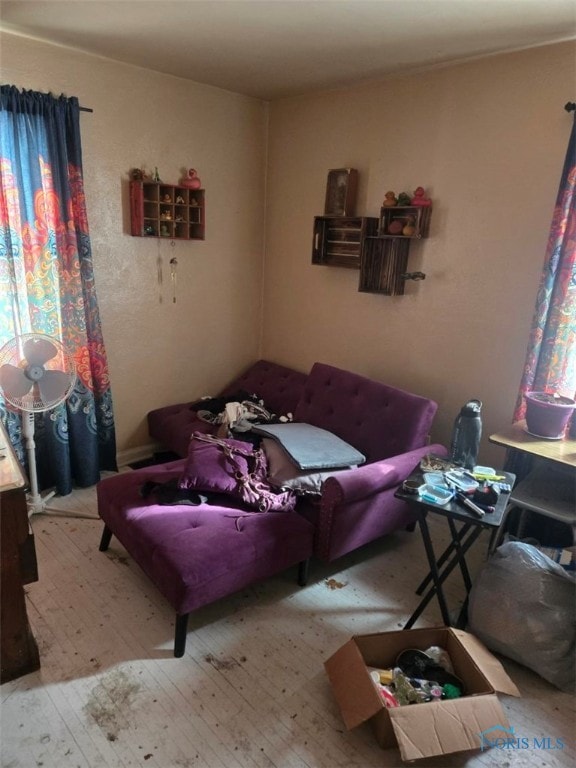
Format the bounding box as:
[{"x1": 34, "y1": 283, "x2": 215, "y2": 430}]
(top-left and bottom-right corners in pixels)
[
  {"x1": 131, "y1": 167, "x2": 144, "y2": 181},
  {"x1": 176, "y1": 195, "x2": 185, "y2": 204},
  {"x1": 411, "y1": 186, "x2": 432, "y2": 206},
  {"x1": 397, "y1": 191, "x2": 412, "y2": 206},
  {"x1": 402, "y1": 216, "x2": 416, "y2": 236},
  {"x1": 160, "y1": 224, "x2": 170, "y2": 237},
  {"x1": 388, "y1": 219, "x2": 404, "y2": 235},
  {"x1": 163, "y1": 194, "x2": 172, "y2": 203},
  {"x1": 180, "y1": 168, "x2": 202, "y2": 189},
  {"x1": 152, "y1": 167, "x2": 161, "y2": 183},
  {"x1": 382, "y1": 191, "x2": 398, "y2": 207}
]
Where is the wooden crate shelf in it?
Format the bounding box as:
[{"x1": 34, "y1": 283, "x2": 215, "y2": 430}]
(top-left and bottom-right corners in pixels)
[
  {"x1": 312, "y1": 216, "x2": 379, "y2": 269},
  {"x1": 359, "y1": 237, "x2": 410, "y2": 295},
  {"x1": 378, "y1": 205, "x2": 431, "y2": 239},
  {"x1": 311, "y1": 200, "x2": 433, "y2": 296}
]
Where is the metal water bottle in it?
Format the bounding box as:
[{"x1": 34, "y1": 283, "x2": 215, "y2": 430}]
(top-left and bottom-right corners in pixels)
[{"x1": 450, "y1": 399, "x2": 482, "y2": 470}]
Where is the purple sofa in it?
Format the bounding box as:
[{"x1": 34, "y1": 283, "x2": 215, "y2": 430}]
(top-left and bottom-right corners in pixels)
[{"x1": 97, "y1": 360, "x2": 446, "y2": 655}]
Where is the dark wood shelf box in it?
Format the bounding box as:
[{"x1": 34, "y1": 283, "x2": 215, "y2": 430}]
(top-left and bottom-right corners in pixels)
[
  {"x1": 312, "y1": 216, "x2": 378, "y2": 269},
  {"x1": 379, "y1": 205, "x2": 431, "y2": 239},
  {"x1": 324, "y1": 168, "x2": 358, "y2": 216},
  {"x1": 359, "y1": 237, "x2": 410, "y2": 295},
  {"x1": 130, "y1": 181, "x2": 205, "y2": 241}
]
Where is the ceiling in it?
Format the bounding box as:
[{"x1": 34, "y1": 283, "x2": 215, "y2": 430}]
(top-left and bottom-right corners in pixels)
[{"x1": 1, "y1": 0, "x2": 575, "y2": 100}]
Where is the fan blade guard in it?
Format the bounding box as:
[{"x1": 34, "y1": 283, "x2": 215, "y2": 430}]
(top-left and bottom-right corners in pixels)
[{"x1": 0, "y1": 333, "x2": 76, "y2": 411}]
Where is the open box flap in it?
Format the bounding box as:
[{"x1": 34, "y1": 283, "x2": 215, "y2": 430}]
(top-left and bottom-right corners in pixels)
[
  {"x1": 450, "y1": 629, "x2": 521, "y2": 697},
  {"x1": 389, "y1": 694, "x2": 509, "y2": 762},
  {"x1": 324, "y1": 639, "x2": 383, "y2": 729}
]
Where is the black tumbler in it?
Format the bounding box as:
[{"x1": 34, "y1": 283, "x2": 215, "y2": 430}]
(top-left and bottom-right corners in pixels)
[{"x1": 450, "y1": 400, "x2": 482, "y2": 470}]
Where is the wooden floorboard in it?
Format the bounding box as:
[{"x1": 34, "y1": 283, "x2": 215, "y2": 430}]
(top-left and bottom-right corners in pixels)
[{"x1": 1, "y1": 482, "x2": 574, "y2": 768}]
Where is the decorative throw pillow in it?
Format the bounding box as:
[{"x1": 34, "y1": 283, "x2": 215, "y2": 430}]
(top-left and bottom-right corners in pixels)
[
  {"x1": 252, "y1": 423, "x2": 365, "y2": 470},
  {"x1": 262, "y1": 438, "x2": 353, "y2": 495}
]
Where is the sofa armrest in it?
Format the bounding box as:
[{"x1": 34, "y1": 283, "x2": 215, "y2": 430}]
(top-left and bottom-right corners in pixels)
[{"x1": 322, "y1": 444, "x2": 448, "y2": 505}]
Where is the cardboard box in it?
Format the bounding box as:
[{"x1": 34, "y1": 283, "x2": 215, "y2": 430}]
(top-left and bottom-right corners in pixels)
[{"x1": 325, "y1": 626, "x2": 520, "y2": 762}]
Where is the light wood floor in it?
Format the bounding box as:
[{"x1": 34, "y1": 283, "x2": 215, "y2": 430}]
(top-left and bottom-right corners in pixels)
[{"x1": 1, "y1": 478, "x2": 574, "y2": 768}]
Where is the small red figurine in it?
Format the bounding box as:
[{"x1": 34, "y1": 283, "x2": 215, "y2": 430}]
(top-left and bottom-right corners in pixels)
[
  {"x1": 180, "y1": 168, "x2": 202, "y2": 189},
  {"x1": 411, "y1": 186, "x2": 432, "y2": 206}
]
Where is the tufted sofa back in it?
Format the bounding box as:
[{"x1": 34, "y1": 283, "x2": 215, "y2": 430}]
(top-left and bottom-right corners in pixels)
[
  {"x1": 293, "y1": 363, "x2": 437, "y2": 464},
  {"x1": 221, "y1": 359, "x2": 308, "y2": 418}
]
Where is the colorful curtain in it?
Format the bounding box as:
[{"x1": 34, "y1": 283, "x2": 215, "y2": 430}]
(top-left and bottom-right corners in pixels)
[
  {"x1": 0, "y1": 85, "x2": 116, "y2": 494},
  {"x1": 513, "y1": 109, "x2": 576, "y2": 421}
]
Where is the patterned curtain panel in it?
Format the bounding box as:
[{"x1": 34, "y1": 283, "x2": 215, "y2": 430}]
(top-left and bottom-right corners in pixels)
[
  {"x1": 513, "y1": 111, "x2": 576, "y2": 421},
  {"x1": 0, "y1": 85, "x2": 117, "y2": 494}
]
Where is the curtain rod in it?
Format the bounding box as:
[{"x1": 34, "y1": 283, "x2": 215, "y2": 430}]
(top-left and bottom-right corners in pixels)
[{"x1": 79, "y1": 103, "x2": 576, "y2": 115}]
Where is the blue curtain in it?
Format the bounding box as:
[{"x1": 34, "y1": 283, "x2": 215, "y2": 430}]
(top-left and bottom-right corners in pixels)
[{"x1": 0, "y1": 85, "x2": 117, "y2": 493}]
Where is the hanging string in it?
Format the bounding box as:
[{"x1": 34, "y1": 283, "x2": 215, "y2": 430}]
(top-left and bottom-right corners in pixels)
[
  {"x1": 157, "y1": 240, "x2": 163, "y2": 304},
  {"x1": 170, "y1": 244, "x2": 178, "y2": 304}
]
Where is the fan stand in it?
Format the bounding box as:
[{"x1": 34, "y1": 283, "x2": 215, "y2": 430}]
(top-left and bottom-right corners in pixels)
[
  {"x1": 22, "y1": 412, "x2": 57, "y2": 517},
  {"x1": 22, "y1": 412, "x2": 99, "y2": 520}
]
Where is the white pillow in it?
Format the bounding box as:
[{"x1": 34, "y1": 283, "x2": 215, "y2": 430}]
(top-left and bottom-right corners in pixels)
[{"x1": 262, "y1": 438, "x2": 353, "y2": 495}]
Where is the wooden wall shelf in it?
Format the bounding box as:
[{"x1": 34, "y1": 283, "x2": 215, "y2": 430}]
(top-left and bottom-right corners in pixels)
[
  {"x1": 130, "y1": 181, "x2": 205, "y2": 240},
  {"x1": 378, "y1": 205, "x2": 431, "y2": 239},
  {"x1": 312, "y1": 216, "x2": 378, "y2": 270},
  {"x1": 359, "y1": 237, "x2": 410, "y2": 296},
  {"x1": 311, "y1": 204, "x2": 432, "y2": 296}
]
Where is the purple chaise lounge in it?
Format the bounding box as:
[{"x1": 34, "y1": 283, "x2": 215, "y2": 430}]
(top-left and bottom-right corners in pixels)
[{"x1": 97, "y1": 360, "x2": 446, "y2": 655}]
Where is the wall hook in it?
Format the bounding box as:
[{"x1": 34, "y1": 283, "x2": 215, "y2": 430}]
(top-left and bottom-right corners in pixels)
[{"x1": 401, "y1": 271, "x2": 426, "y2": 281}]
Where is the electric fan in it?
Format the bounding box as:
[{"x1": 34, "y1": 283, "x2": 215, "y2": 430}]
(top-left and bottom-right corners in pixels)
[{"x1": 0, "y1": 333, "x2": 77, "y2": 516}]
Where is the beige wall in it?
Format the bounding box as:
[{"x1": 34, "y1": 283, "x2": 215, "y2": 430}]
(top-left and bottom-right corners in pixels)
[
  {"x1": 2, "y1": 32, "x2": 574, "y2": 467},
  {"x1": 264, "y1": 42, "x2": 576, "y2": 465},
  {"x1": 1, "y1": 31, "x2": 268, "y2": 457}
]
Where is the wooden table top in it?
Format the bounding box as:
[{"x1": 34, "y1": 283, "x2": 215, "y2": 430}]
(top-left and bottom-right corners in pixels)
[{"x1": 489, "y1": 420, "x2": 576, "y2": 469}]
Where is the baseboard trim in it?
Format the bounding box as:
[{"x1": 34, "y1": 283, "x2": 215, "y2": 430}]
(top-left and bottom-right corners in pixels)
[{"x1": 116, "y1": 442, "x2": 161, "y2": 470}]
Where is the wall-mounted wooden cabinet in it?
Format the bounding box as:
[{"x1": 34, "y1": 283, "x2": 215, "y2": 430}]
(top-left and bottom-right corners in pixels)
[
  {"x1": 130, "y1": 181, "x2": 205, "y2": 240},
  {"x1": 312, "y1": 216, "x2": 378, "y2": 269}
]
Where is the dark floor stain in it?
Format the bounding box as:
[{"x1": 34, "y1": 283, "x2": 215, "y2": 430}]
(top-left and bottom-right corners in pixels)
[
  {"x1": 107, "y1": 553, "x2": 131, "y2": 566},
  {"x1": 204, "y1": 653, "x2": 240, "y2": 671},
  {"x1": 325, "y1": 578, "x2": 347, "y2": 589},
  {"x1": 83, "y1": 669, "x2": 141, "y2": 740}
]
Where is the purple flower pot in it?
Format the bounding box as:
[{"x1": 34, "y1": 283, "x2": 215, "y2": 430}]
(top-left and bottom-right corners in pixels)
[{"x1": 524, "y1": 391, "x2": 576, "y2": 439}]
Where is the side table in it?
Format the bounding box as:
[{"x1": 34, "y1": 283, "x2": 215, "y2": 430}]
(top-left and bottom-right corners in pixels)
[{"x1": 395, "y1": 465, "x2": 515, "y2": 630}]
